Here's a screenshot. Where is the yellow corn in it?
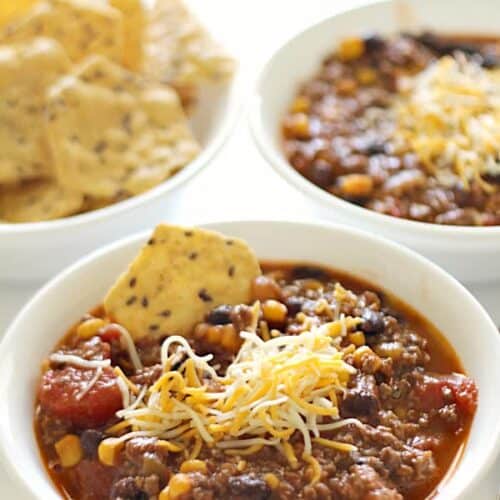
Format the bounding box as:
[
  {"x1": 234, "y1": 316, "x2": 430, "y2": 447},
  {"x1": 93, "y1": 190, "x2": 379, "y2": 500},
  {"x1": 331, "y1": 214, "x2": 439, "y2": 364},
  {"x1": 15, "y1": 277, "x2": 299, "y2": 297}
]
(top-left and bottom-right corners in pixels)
[
  {"x1": 338, "y1": 174, "x2": 374, "y2": 197},
  {"x1": 338, "y1": 37, "x2": 365, "y2": 61},
  {"x1": 262, "y1": 300, "x2": 287, "y2": 324},
  {"x1": 348, "y1": 331, "x2": 366, "y2": 347},
  {"x1": 167, "y1": 473, "x2": 192, "y2": 500},
  {"x1": 353, "y1": 345, "x2": 382, "y2": 371},
  {"x1": 76, "y1": 318, "x2": 107, "y2": 339},
  {"x1": 220, "y1": 324, "x2": 240, "y2": 353},
  {"x1": 98, "y1": 438, "x2": 124, "y2": 466},
  {"x1": 54, "y1": 434, "x2": 83, "y2": 468},
  {"x1": 356, "y1": 67, "x2": 377, "y2": 85},
  {"x1": 264, "y1": 473, "x2": 280, "y2": 490},
  {"x1": 291, "y1": 96, "x2": 310, "y2": 113},
  {"x1": 236, "y1": 460, "x2": 247, "y2": 472},
  {"x1": 336, "y1": 78, "x2": 357, "y2": 96},
  {"x1": 180, "y1": 459, "x2": 207, "y2": 474},
  {"x1": 285, "y1": 113, "x2": 310, "y2": 139}
]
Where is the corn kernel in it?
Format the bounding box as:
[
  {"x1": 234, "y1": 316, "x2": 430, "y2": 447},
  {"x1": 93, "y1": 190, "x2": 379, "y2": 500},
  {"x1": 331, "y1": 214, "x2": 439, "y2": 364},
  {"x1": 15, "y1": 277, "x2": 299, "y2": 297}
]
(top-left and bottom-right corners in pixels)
[
  {"x1": 264, "y1": 473, "x2": 280, "y2": 490},
  {"x1": 338, "y1": 174, "x2": 374, "y2": 197},
  {"x1": 262, "y1": 300, "x2": 288, "y2": 324},
  {"x1": 336, "y1": 78, "x2": 357, "y2": 96},
  {"x1": 206, "y1": 325, "x2": 222, "y2": 345},
  {"x1": 356, "y1": 67, "x2": 377, "y2": 85},
  {"x1": 348, "y1": 331, "x2": 366, "y2": 347},
  {"x1": 159, "y1": 487, "x2": 170, "y2": 500},
  {"x1": 54, "y1": 434, "x2": 83, "y2": 468},
  {"x1": 291, "y1": 96, "x2": 310, "y2": 113},
  {"x1": 76, "y1": 317, "x2": 107, "y2": 339},
  {"x1": 236, "y1": 460, "x2": 247, "y2": 471},
  {"x1": 353, "y1": 345, "x2": 373, "y2": 362},
  {"x1": 353, "y1": 345, "x2": 382, "y2": 371},
  {"x1": 168, "y1": 473, "x2": 192, "y2": 500},
  {"x1": 220, "y1": 324, "x2": 240, "y2": 353},
  {"x1": 98, "y1": 437, "x2": 124, "y2": 466},
  {"x1": 180, "y1": 459, "x2": 207, "y2": 474},
  {"x1": 284, "y1": 113, "x2": 310, "y2": 139},
  {"x1": 338, "y1": 37, "x2": 365, "y2": 61},
  {"x1": 251, "y1": 275, "x2": 282, "y2": 302}
]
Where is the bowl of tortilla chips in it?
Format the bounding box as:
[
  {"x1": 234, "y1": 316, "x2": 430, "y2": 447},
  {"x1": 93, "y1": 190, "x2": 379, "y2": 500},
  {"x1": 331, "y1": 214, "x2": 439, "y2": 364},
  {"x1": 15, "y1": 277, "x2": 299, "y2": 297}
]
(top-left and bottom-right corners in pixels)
[{"x1": 0, "y1": 0, "x2": 239, "y2": 282}]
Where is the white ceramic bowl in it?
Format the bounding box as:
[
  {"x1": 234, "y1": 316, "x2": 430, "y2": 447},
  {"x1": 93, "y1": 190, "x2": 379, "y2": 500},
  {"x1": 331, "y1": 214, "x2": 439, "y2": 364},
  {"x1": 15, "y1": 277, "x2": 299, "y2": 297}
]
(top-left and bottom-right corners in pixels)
[
  {"x1": 250, "y1": 0, "x2": 500, "y2": 284},
  {"x1": 0, "y1": 219, "x2": 499, "y2": 499},
  {"x1": 0, "y1": 70, "x2": 242, "y2": 284}
]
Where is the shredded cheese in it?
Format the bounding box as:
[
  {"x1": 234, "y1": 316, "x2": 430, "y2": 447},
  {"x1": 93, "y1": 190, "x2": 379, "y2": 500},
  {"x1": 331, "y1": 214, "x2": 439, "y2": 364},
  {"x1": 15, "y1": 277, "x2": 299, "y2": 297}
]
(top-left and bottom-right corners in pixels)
[
  {"x1": 49, "y1": 353, "x2": 111, "y2": 369},
  {"x1": 394, "y1": 53, "x2": 500, "y2": 191},
  {"x1": 75, "y1": 366, "x2": 103, "y2": 401},
  {"x1": 103, "y1": 316, "x2": 362, "y2": 476},
  {"x1": 110, "y1": 323, "x2": 143, "y2": 371}
]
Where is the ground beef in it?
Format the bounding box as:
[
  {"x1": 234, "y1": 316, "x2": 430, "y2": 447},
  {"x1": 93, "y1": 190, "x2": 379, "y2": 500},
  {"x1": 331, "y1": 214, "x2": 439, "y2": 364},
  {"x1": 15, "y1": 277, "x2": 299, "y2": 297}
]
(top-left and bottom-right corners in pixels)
[{"x1": 130, "y1": 364, "x2": 163, "y2": 386}]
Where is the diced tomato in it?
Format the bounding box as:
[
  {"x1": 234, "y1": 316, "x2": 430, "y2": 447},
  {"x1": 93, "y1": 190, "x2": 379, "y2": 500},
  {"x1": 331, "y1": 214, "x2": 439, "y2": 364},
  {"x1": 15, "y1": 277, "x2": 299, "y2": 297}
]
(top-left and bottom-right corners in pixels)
[
  {"x1": 99, "y1": 324, "x2": 122, "y2": 343},
  {"x1": 39, "y1": 366, "x2": 123, "y2": 427},
  {"x1": 451, "y1": 376, "x2": 478, "y2": 415},
  {"x1": 415, "y1": 373, "x2": 478, "y2": 416}
]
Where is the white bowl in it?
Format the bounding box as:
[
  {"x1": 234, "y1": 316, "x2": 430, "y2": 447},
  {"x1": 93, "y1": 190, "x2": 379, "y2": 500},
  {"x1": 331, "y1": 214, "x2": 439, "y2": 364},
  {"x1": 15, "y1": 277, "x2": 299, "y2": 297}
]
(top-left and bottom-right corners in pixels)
[
  {"x1": 0, "y1": 70, "x2": 242, "y2": 284},
  {"x1": 0, "y1": 219, "x2": 499, "y2": 499},
  {"x1": 250, "y1": 0, "x2": 500, "y2": 285}
]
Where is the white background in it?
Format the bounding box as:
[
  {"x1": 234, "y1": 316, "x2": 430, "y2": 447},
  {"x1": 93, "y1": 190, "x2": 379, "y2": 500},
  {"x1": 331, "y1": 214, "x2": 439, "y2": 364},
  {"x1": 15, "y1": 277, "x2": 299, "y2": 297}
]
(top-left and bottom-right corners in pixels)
[{"x1": 0, "y1": 0, "x2": 498, "y2": 497}]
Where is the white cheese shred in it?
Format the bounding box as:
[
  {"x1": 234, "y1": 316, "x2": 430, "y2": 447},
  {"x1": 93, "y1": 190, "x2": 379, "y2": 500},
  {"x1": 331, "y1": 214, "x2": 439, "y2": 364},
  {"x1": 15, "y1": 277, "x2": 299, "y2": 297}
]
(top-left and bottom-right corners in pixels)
[
  {"x1": 49, "y1": 353, "x2": 111, "y2": 369},
  {"x1": 111, "y1": 323, "x2": 143, "y2": 371},
  {"x1": 75, "y1": 366, "x2": 103, "y2": 401}
]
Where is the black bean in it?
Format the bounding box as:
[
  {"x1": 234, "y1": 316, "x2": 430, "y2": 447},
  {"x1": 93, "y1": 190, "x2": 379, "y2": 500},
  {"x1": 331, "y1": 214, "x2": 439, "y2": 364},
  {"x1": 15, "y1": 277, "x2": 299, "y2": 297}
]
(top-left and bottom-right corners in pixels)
[
  {"x1": 285, "y1": 296, "x2": 304, "y2": 316},
  {"x1": 308, "y1": 159, "x2": 334, "y2": 188},
  {"x1": 361, "y1": 308, "x2": 385, "y2": 334},
  {"x1": 80, "y1": 429, "x2": 103, "y2": 459},
  {"x1": 363, "y1": 33, "x2": 385, "y2": 52},
  {"x1": 207, "y1": 305, "x2": 233, "y2": 325},
  {"x1": 481, "y1": 53, "x2": 500, "y2": 69}
]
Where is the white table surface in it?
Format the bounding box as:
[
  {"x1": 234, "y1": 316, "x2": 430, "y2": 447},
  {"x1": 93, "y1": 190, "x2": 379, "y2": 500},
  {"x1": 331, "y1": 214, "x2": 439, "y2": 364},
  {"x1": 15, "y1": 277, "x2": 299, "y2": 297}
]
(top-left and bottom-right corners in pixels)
[{"x1": 0, "y1": 0, "x2": 498, "y2": 497}]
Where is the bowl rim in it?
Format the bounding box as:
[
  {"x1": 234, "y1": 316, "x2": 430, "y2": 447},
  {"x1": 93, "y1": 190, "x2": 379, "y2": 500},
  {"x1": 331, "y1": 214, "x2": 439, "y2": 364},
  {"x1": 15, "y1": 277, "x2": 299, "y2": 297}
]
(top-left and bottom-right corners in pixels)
[
  {"x1": 249, "y1": 0, "x2": 500, "y2": 239},
  {"x1": 0, "y1": 218, "x2": 499, "y2": 500},
  {"x1": 0, "y1": 66, "x2": 244, "y2": 236}
]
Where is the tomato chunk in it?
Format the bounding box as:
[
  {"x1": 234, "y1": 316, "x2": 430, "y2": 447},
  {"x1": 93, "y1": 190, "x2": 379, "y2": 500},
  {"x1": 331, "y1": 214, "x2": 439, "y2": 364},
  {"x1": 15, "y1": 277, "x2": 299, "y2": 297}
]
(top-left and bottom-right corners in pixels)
[
  {"x1": 415, "y1": 373, "x2": 478, "y2": 416},
  {"x1": 99, "y1": 324, "x2": 122, "y2": 343},
  {"x1": 39, "y1": 366, "x2": 123, "y2": 427}
]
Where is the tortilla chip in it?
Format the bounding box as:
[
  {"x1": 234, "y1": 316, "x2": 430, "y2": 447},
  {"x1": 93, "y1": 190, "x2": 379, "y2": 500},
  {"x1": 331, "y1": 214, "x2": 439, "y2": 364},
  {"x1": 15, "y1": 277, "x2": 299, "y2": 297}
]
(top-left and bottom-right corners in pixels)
[
  {"x1": 110, "y1": 0, "x2": 144, "y2": 71},
  {"x1": 46, "y1": 55, "x2": 200, "y2": 198},
  {"x1": 0, "y1": 179, "x2": 84, "y2": 222},
  {"x1": 0, "y1": 37, "x2": 71, "y2": 185},
  {"x1": 0, "y1": 0, "x2": 37, "y2": 28},
  {"x1": 143, "y1": 0, "x2": 234, "y2": 86},
  {"x1": 104, "y1": 224, "x2": 261, "y2": 339},
  {"x1": 1, "y1": 0, "x2": 124, "y2": 64}
]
